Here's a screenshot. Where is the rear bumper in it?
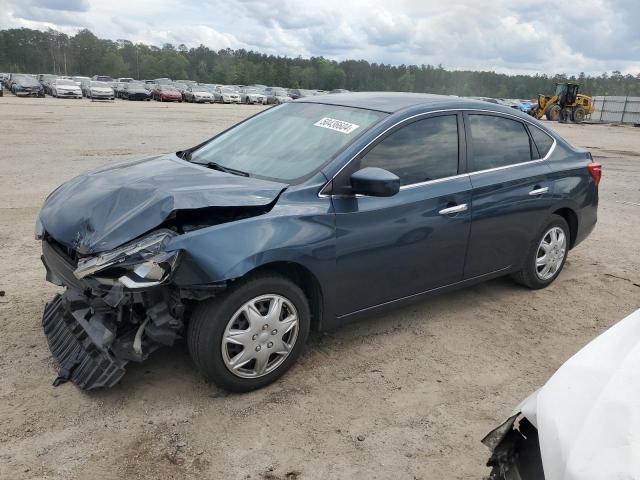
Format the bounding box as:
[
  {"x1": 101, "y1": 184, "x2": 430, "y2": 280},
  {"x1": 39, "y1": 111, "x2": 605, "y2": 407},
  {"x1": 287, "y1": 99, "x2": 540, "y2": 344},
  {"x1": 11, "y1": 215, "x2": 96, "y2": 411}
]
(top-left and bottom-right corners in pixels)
[{"x1": 42, "y1": 294, "x2": 127, "y2": 389}]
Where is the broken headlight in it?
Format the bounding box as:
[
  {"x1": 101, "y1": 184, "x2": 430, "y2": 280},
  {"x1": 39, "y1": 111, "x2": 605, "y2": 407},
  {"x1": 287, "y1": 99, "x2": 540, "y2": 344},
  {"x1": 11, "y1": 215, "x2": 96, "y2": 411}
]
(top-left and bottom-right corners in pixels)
[{"x1": 73, "y1": 230, "x2": 180, "y2": 288}]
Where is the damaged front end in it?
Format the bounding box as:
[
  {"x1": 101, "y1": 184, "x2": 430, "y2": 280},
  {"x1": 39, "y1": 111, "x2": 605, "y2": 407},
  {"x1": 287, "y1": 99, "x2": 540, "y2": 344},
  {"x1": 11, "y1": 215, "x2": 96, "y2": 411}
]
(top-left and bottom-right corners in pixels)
[
  {"x1": 35, "y1": 154, "x2": 287, "y2": 390},
  {"x1": 40, "y1": 229, "x2": 190, "y2": 389}
]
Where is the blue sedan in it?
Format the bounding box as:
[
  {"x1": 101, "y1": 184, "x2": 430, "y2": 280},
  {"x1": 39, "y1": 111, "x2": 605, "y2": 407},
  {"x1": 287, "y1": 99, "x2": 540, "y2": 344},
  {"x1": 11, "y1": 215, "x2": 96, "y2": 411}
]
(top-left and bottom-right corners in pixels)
[{"x1": 37, "y1": 93, "x2": 601, "y2": 392}]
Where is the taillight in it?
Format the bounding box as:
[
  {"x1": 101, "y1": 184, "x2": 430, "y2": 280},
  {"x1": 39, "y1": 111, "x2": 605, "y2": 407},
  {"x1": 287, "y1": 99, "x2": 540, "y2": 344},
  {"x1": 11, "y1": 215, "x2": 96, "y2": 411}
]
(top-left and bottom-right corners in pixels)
[{"x1": 587, "y1": 162, "x2": 602, "y2": 187}]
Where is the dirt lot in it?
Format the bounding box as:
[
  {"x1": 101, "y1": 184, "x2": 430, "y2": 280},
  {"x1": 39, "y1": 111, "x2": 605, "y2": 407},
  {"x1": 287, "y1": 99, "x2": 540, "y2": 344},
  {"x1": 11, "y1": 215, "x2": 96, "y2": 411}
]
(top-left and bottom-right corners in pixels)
[{"x1": 0, "y1": 96, "x2": 638, "y2": 480}]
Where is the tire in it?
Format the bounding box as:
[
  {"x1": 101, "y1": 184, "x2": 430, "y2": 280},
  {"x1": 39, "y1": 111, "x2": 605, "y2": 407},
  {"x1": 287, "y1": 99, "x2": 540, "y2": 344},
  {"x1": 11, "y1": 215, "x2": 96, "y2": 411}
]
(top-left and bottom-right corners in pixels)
[
  {"x1": 547, "y1": 104, "x2": 561, "y2": 121},
  {"x1": 572, "y1": 107, "x2": 586, "y2": 123},
  {"x1": 188, "y1": 273, "x2": 310, "y2": 392},
  {"x1": 510, "y1": 215, "x2": 570, "y2": 289}
]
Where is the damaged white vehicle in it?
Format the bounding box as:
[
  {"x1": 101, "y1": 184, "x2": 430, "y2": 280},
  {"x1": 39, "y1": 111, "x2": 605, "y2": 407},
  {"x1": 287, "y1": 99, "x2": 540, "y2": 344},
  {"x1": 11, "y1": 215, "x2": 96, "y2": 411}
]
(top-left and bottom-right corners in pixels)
[{"x1": 483, "y1": 308, "x2": 640, "y2": 480}]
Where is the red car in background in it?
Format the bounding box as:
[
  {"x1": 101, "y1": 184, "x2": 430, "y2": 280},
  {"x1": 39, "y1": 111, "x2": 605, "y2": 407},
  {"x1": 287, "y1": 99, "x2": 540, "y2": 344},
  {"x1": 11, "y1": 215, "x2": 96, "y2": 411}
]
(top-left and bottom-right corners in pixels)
[{"x1": 152, "y1": 85, "x2": 183, "y2": 102}]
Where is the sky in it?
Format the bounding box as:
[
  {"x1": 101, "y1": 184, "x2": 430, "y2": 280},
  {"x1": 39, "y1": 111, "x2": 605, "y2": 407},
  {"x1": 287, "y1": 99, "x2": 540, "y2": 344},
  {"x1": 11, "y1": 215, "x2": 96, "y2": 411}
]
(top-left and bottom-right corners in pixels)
[{"x1": 1, "y1": 0, "x2": 639, "y2": 75}]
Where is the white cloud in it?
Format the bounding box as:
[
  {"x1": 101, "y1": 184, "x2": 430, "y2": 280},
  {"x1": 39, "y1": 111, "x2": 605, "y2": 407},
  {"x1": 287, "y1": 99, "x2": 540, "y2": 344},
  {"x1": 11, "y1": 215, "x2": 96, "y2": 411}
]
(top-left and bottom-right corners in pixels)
[{"x1": 0, "y1": 0, "x2": 638, "y2": 75}]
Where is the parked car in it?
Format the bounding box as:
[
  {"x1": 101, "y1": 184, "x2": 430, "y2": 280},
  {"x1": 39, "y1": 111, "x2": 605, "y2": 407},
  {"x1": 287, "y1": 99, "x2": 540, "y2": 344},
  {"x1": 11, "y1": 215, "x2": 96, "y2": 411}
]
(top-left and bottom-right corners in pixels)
[
  {"x1": 79, "y1": 78, "x2": 92, "y2": 97},
  {"x1": 183, "y1": 86, "x2": 215, "y2": 103},
  {"x1": 40, "y1": 75, "x2": 58, "y2": 95},
  {"x1": 518, "y1": 100, "x2": 536, "y2": 115},
  {"x1": 329, "y1": 89, "x2": 350, "y2": 94},
  {"x1": 123, "y1": 82, "x2": 151, "y2": 101},
  {"x1": 87, "y1": 81, "x2": 115, "y2": 101},
  {"x1": 71, "y1": 76, "x2": 90, "y2": 87},
  {"x1": 173, "y1": 82, "x2": 189, "y2": 96},
  {"x1": 152, "y1": 85, "x2": 183, "y2": 102},
  {"x1": 90, "y1": 75, "x2": 114, "y2": 84},
  {"x1": 264, "y1": 87, "x2": 292, "y2": 104},
  {"x1": 117, "y1": 77, "x2": 134, "y2": 84},
  {"x1": 483, "y1": 307, "x2": 640, "y2": 480},
  {"x1": 51, "y1": 78, "x2": 82, "y2": 98},
  {"x1": 239, "y1": 86, "x2": 266, "y2": 104},
  {"x1": 36, "y1": 93, "x2": 600, "y2": 392},
  {"x1": 11, "y1": 75, "x2": 44, "y2": 97},
  {"x1": 288, "y1": 88, "x2": 318, "y2": 100},
  {"x1": 214, "y1": 86, "x2": 241, "y2": 103},
  {"x1": 112, "y1": 81, "x2": 126, "y2": 98}
]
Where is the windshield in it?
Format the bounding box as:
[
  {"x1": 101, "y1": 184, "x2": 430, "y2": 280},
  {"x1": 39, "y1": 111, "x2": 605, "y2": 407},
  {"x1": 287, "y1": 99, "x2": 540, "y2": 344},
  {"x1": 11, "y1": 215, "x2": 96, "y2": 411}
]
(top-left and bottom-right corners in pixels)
[
  {"x1": 244, "y1": 88, "x2": 259, "y2": 93},
  {"x1": 190, "y1": 103, "x2": 387, "y2": 182},
  {"x1": 272, "y1": 89, "x2": 287, "y2": 96},
  {"x1": 128, "y1": 83, "x2": 145, "y2": 89},
  {"x1": 221, "y1": 87, "x2": 235, "y2": 93},
  {"x1": 91, "y1": 81, "x2": 109, "y2": 87},
  {"x1": 57, "y1": 79, "x2": 76, "y2": 86}
]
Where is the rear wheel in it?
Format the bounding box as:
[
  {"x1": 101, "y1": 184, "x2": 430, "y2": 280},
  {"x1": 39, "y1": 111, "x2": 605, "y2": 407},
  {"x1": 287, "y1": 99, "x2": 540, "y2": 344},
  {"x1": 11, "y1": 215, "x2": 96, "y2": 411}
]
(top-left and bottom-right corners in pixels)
[
  {"x1": 188, "y1": 273, "x2": 310, "y2": 392},
  {"x1": 572, "y1": 107, "x2": 586, "y2": 123},
  {"x1": 511, "y1": 215, "x2": 570, "y2": 289}
]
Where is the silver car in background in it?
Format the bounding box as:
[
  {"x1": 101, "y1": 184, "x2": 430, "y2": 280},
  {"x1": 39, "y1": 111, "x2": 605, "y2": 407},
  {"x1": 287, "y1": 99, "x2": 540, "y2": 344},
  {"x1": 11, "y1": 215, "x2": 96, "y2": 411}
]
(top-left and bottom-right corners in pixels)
[
  {"x1": 240, "y1": 86, "x2": 266, "y2": 104},
  {"x1": 183, "y1": 86, "x2": 215, "y2": 103},
  {"x1": 264, "y1": 87, "x2": 293, "y2": 105},
  {"x1": 51, "y1": 78, "x2": 82, "y2": 98},
  {"x1": 214, "y1": 86, "x2": 241, "y2": 104},
  {"x1": 87, "y1": 81, "x2": 115, "y2": 101}
]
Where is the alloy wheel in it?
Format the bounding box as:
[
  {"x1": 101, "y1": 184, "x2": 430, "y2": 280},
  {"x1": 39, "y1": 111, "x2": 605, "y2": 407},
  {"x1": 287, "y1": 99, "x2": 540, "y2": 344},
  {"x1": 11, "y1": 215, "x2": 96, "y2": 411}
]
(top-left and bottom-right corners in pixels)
[
  {"x1": 221, "y1": 294, "x2": 299, "y2": 378},
  {"x1": 536, "y1": 227, "x2": 567, "y2": 280}
]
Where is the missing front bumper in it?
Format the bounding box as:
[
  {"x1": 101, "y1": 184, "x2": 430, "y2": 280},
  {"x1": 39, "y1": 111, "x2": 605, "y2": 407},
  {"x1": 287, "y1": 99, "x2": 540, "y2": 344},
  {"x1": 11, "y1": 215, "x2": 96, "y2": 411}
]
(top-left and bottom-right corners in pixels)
[{"x1": 42, "y1": 294, "x2": 127, "y2": 389}]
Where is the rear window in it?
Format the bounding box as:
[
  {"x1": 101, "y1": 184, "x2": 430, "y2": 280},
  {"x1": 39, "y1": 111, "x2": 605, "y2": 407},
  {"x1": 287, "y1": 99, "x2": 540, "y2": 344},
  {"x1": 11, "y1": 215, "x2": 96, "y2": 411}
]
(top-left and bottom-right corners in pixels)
[
  {"x1": 529, "y1": 126, "x2": 555, "y2": 159},
  {"x1": 468, "y1": 115, "x2": 532, "y2": 171}
]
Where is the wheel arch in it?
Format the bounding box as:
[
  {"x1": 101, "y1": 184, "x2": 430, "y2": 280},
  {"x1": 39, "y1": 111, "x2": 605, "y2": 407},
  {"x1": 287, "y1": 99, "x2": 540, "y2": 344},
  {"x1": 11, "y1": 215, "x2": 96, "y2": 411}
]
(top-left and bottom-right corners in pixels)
[
  {"x1": 242, "y1": 261, "x2": 324, "y2": 332},
  {"x1": 552, "y1": 207, "x2": 578, "y2": 249}
]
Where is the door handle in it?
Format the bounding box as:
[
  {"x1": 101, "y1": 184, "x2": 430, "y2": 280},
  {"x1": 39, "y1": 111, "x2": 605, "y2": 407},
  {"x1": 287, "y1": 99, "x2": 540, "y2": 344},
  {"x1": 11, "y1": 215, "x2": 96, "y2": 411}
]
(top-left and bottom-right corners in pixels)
[
  {"x1": 529, "y1": 187, "x2": 549, "y2": 196},
  {"x1": 439, "y1": 203, "x2": 468, "y2": 215}
]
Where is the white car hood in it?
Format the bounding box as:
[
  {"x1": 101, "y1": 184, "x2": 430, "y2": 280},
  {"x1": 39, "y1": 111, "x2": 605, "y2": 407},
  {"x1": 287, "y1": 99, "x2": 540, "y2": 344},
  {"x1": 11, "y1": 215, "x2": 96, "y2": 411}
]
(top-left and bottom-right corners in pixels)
[{"x1": 519, "y1": 308, "x2": 640, "y2": 480}]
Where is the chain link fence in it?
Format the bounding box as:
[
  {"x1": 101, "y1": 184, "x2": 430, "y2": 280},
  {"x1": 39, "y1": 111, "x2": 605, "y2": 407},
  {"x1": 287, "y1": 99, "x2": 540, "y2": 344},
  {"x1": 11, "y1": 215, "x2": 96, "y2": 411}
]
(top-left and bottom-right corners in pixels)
[{"x1": 589, "y1": 96, "x2": 640, "y2": 124}]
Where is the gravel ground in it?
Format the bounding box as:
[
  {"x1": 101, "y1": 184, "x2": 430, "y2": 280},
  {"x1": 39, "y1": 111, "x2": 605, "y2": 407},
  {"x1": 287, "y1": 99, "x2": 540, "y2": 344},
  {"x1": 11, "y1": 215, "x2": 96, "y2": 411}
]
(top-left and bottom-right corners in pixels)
[{"x1": 0, "y1": 96, "x2": 638, "y2": 480}]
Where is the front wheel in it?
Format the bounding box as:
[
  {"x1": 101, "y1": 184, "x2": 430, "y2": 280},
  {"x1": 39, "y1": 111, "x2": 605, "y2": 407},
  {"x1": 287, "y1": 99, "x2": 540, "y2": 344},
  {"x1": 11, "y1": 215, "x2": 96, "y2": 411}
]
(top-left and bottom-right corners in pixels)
[
  {"x1": 188, "y1": 273, "x2": 310, "y2": 392},
  {"x1": 511, "y1": 215, "x2": 570, "y2": 289}
]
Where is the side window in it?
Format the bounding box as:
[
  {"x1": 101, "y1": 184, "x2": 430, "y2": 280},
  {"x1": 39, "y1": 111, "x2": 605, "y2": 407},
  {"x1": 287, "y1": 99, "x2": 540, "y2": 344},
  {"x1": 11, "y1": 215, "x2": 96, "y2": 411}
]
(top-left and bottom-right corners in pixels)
[
  {"x1": 529, "y1": 125, "x2": 554, "y2": 159},
  {"x1": 468, "y1": 115, "x2": 532, "y2": 171},
  {"x1": 359, "y1": 115, "x2": 459, "y2": 186}
]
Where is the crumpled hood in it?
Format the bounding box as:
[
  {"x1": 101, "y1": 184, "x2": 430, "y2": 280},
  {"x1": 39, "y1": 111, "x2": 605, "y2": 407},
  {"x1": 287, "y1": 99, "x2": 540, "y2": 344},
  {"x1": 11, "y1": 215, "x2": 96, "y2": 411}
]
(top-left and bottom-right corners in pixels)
[{"x1": 39, "y1": 154, "x2": 287, "y2": 254}]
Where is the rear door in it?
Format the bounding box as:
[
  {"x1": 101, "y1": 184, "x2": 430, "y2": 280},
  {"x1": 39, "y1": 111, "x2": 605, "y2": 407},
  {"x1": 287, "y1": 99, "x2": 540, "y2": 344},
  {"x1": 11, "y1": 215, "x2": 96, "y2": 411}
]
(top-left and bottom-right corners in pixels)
[
  {"x1": 463, "y1": 113, "x2": 556, "y2": 278},
  {"x1": 331, "y1": 113, "x2": 473, "y2": 315}
]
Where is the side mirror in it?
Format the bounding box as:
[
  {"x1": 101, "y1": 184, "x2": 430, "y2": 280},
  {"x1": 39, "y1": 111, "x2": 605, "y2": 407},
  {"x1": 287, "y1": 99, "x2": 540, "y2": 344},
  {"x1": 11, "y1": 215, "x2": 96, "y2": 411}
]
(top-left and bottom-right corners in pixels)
[{"x1": 350, "y1": 167, "x2": 400, "y2": 197}]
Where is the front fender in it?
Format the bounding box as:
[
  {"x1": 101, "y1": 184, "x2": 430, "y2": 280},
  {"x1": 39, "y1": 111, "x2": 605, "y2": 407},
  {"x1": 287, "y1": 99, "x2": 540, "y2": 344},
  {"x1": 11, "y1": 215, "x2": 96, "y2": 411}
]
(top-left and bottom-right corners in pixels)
[{"x1": 166, "y1": 198, "x2": 336, "y2": 288}]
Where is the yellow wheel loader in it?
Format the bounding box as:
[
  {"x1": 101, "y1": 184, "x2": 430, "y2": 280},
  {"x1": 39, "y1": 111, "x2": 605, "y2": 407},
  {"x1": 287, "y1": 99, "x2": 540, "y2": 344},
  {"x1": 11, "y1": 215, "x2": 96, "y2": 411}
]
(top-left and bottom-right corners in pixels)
[{"x1": 531, "y1": 83, "x2": 595, "y2": 123}]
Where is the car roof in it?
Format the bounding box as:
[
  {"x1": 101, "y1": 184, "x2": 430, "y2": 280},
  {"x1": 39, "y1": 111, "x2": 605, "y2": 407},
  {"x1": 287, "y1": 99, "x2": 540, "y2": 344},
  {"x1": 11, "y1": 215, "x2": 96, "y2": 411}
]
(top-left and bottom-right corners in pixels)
[{"x1": 296, "y1": 91, "x2": 527, "y2": 116}]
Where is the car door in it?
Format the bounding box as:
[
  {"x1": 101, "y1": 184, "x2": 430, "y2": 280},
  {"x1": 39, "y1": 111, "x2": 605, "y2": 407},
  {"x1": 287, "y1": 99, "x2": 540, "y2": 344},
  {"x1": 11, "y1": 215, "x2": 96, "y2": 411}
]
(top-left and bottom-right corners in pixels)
[
  {"x1": 463, "y1": 112, "x2": 556, "y2": 279},
  {"x1": 330, "y1": 113, "x2": 473, "y2": 316}
]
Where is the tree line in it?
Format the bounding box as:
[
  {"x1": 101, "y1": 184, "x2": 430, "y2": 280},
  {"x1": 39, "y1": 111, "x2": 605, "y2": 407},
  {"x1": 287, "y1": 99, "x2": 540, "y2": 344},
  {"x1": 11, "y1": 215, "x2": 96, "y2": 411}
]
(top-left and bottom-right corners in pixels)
[{"x1": 1, "y1": 27, "x2": 639, "y2": 98}]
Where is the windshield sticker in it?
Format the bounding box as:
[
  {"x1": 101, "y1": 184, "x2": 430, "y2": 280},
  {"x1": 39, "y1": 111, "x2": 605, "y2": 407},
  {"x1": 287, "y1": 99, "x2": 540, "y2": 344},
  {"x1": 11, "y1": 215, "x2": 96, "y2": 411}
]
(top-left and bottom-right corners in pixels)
[{"x1": 314, "y1": 117, "x2": 360, "y2": 134}]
